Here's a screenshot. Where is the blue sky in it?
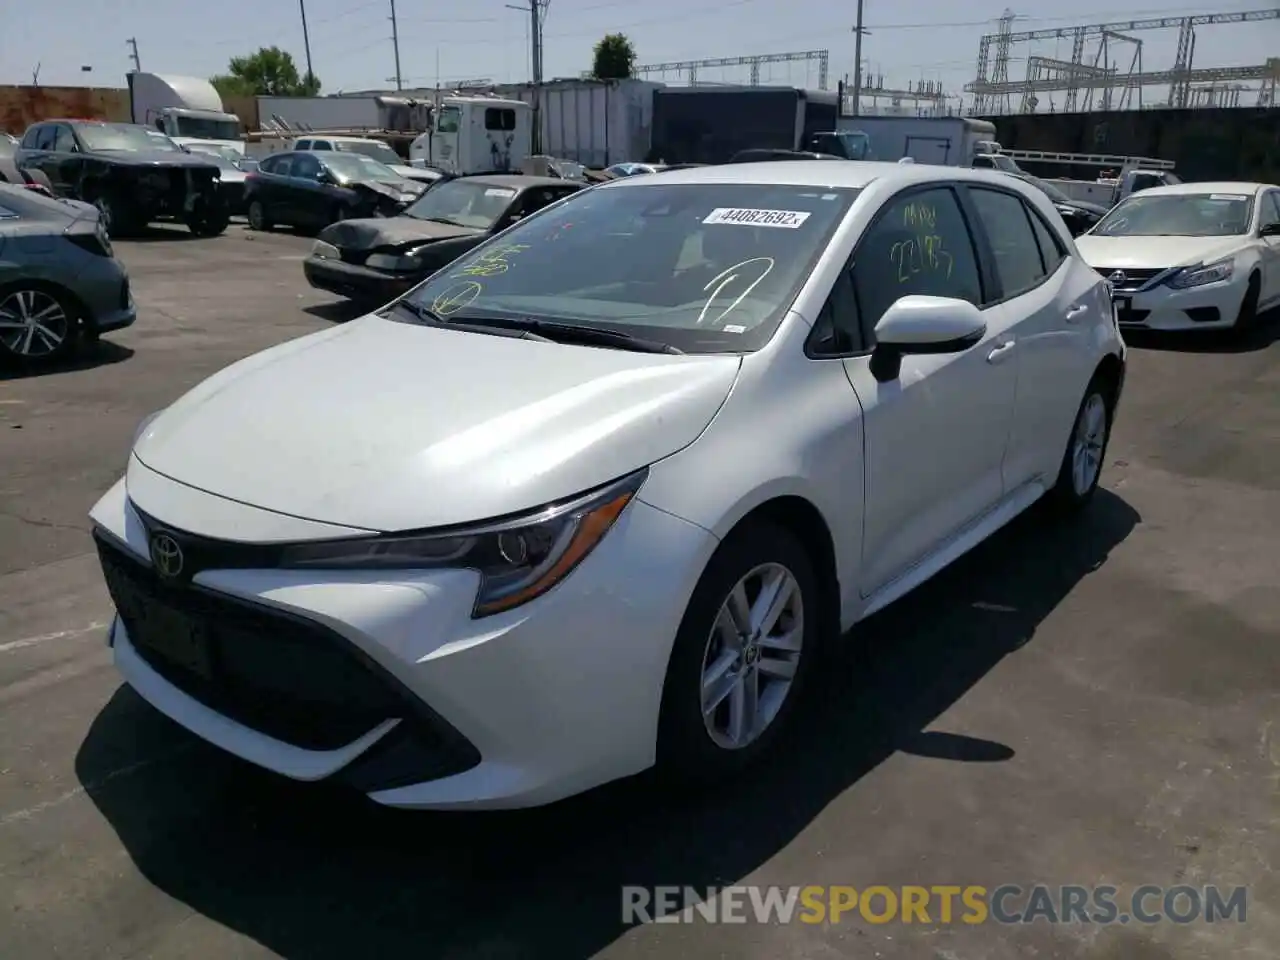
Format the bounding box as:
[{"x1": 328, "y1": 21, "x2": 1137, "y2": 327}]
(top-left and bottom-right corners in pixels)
[{"x1": 3, "y1": 0, "x2": 1276, "y2": 108}]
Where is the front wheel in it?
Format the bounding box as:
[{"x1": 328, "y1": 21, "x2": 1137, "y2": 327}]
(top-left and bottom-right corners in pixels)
[
  {"x1": 657, "y1": 521, "x2": 820, "y2": 786},
  {"x1": 247, "y1": 200, "x2": 271, "y2": 231},
  {"x1": 1046, "y1": 376, "x2": 1113, "y2": 512},
  {"x1": 0, "y1": 285, "x2": 77, "y2": 363},
  {"x1": 186, "y1": 196, "x2": 230, "y2": 237}
]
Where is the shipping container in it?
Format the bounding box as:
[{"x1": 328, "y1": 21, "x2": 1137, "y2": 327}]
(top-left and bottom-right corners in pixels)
[{"x1": 493, "y1": 79, "x2": 661, "y2": 168}]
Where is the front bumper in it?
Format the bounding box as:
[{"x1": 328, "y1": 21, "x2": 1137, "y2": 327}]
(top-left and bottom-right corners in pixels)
[
  {"x1": 303, "y1": 254, "x2": 418, "y2": 303},
  {"x1": 88, "y1": 470, "x2": 717, "y2": 809},
  {"x1": 1109, "y1": 275, "x2": 1247, "y2": 331},
  {"x1": 74, "y1": 257, "x2": 137, "y2": 335}
]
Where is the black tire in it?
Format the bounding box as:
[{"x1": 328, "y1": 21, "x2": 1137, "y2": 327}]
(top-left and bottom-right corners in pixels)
[
  {"x1": 247, "y1": 200, "x2": 271, "y2": 231},
  {"x1": 186, "y1": 197, "x2": 230, "y2": 237},
  {"x1": 0, "y1": 283, "x2": 78, "y2": 364},
  {"x1": 656, "y1": 520, "x2": 821, "y2": 787},
  {"x1": 1045, "y1": 373, "x2": 1114, "y2": 513},
  {"x1": 1232, "y1": 273, "x2": 1260, "y2": 336},
  {"x1": 90, "y1": 190, "x2": 139, "y2": 238}
]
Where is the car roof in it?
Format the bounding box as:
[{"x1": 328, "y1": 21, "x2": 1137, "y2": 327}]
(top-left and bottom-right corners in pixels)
[
  {"x1": 599, "y1": 160, "x2": 1044, "y2": 192},
  {"x1": 308, "y1": 136, "x2": 383, "y2": 144},
  {"x1": 1124, "y1": 181, "x2": 1269, "y2": 197}
]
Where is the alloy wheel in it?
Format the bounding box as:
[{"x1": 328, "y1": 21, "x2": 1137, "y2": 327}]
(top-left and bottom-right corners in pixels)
[
  {"x1": 93, "y1": 197, "x2": 112, "y2": 234},
  {"x1": 1071, "y1": 393, "x2": 1107, "y2": 496},
  {"x1": 0, "y1": 289, "x2": 70, "y2": 358},
  {"x1": 700, "y1": 562, "x2": 804, "y2": 750}
]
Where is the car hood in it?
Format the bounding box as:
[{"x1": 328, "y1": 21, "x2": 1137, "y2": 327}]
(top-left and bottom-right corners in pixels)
[
  {"x1": 88, "y1": 149, "x2": 222, "y2": 170},
  {"x1": 342, "y1": 177, "x2": 424, "y2": 202},
  {"x1": 319, "y1": 215, "x2": 482, "y2": 251},
  {"x1": 1074, "y1": 234, "x2": 1247, "y2": 269},
  {"x1": 1057, "y1": 198, "x2": 1109, "y2": 217},
  {"x1": 132, "y1": 315, "x2": 741, "y2": 531},
  {"x1": 389, "y1": 163, "x2": 441, "y2": 182}
]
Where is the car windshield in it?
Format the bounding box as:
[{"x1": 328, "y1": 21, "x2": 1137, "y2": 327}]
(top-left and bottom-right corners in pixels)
[
  {"x1": 401, "y1": 179, "x2": 519, "y2": 229},
  {"x1": 174, "y1": 116, "x2": 241, "y2": 140},
  {"x1": 336, "y1": 140, "x2": 403, "y2": 166},
  {"x1": 78, "y1": 124, "x2": 180, "y2": 152},
  {"x1": 400, "y1": 181, "x2": 859, "y2": 353},
  {"x1": 321, "y1": 153, "x2": 401, "y2": 183},
  {"x1": 1092, "y1": 192, "x2": 1254, "y2": 237},
  {"x1": 1030, "y1": 177, "x2": 1071, "y2": 203}
]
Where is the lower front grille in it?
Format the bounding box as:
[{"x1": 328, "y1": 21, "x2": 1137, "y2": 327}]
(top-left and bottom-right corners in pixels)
[{"x1": 95, "y1": 533, "x2": 479, "y2": 784}]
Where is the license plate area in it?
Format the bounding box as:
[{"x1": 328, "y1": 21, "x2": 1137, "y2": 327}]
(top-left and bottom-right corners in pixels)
[{"x1": 131, "y1": 599, "x2": 213, "y2": 679}]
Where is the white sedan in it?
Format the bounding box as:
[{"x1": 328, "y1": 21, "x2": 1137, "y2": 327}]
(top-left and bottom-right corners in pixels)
[
  {"x1": 1075, "y1": 181, "x2": 1280, "y2": 333},
  {"x1": 89, "y1": 161, "x2": 1126, "y2": 810}
]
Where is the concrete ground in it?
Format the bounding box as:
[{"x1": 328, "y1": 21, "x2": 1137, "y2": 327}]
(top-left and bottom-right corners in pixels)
[{"x1": 0, "y1": 224, "x2": 1277, "y2": 960}]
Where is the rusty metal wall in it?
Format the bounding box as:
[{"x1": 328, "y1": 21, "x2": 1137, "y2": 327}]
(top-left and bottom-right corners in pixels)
[
  {"x1": 0, "y1": 85, "x2": 259, "y2": 136},
  {"x1": 983, "y1": 107, "x2": 1280, "y2": 184}
]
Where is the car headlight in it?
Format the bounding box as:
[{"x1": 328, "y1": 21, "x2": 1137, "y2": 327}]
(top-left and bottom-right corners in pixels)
[
  {"x1": 278, "y1": 469, "x2": 646, "y2": 617},
  {"x1": 311, "y1": 240, "x2": 339, "y2": 259},
  {"x1": 1168, "y1": 258, "x2": 1234, "y2": 289}
]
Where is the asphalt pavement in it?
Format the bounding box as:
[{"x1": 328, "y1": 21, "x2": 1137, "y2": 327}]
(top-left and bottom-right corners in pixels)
[{"x1": 0, "y1": 223, "x2": 1277, "y2": 959}]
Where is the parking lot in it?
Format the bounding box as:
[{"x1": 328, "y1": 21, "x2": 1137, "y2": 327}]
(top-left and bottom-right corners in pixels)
[{"x1": 1, "y1": 222, "x2": 1277, "y2": 959}]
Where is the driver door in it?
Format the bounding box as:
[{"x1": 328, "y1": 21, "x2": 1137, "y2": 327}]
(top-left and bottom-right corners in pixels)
[
  {"x1": 1258, "y1": 190, "x2": 1280, "y2": 307},
  {"x1": 840, "y1": 184, "x2": 1020, "y2": 599}
]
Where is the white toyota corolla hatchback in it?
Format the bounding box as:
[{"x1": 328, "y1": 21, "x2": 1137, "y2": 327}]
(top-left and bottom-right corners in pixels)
[
  {"x1": 1075, "y1": 181, "x2": 1280, "y2": 334},
  {"x1": 90, "y1": 161, "x2": 1126, "y2": 809}
]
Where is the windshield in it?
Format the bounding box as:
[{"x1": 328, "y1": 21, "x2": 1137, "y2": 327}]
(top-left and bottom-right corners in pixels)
[
  {"x1": 78, "y1": 124, "x2": 181, "y2": 152},
  {"x1": 320, "y1": 153, "x2": 402, "y2": 183},
  {"x1": 834, "y1": 132, "x2": 871, "y2": 160},
  {"x1": 174, "y1": 117, "x2": 241, "y2": 141},
  {"x1": 401, "y1": 182, "x2": 859, "y2": 353},
  {"x1": 1030, "y1": 177, "x2": 1071, "y2": 203},
  {"x1": 402, "y1": 179, "x2": 519, "y2": 229},
  {"x1": 336, "y1": 140, "x2": 403, "y2": 166},
  {"x1": 1093, "y1": 192, "x2": 1254, "y2": 237}
]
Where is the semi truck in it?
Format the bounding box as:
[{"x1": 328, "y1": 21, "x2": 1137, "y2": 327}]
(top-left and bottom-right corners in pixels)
[
  {"x1": 127, "y1": 72, "x2": 244, "y2": 155},
  {"x1": 835, "y1": 116, "x2": 1003, "y2": 168}
]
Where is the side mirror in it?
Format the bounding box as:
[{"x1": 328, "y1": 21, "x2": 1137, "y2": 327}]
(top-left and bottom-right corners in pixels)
[
  {"x1": 1259, "y1": 222, "x2": 1280, "y2": 238},
  {"x1": 869, "y1": 295, "x2": 986, "y2": 382}
]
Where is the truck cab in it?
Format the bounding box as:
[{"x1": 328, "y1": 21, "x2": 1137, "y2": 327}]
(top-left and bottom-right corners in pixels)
[
  {"x1": 409, "y1": 96, "x2": 532, "y2": 176},
  {"x1": 802, "y1": 130, "x2": 872, "y2": 160},
  {"x1": 128, "y1": 72, "x2": 244, "y2": 156}
]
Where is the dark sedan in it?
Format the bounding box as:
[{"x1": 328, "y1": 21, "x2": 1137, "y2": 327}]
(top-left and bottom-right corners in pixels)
[
  {"x1": 0, "y1": 184, "x2": 135, "y2": 363},
  {"x1": 303, "y1": 175, "x2": 584, "y2": 303},
  {"x1": 1005, "y1": 171, "x2": 1111, "y2": 235},
  {"x1": 245, "y1": 151, "x2": 427, "y2": 233}
]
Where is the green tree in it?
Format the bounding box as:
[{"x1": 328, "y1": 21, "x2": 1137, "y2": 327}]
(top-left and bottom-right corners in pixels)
[
  {"x1": 211, "y1": 46, "x2": 321, "y2": 97},
  {"x1": 591, "y1": 34, "x2": 637, "y2": 80}
]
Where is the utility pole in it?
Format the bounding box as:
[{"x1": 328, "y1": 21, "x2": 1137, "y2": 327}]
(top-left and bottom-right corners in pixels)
[
  {"x1": 298, "y1": 0, "x2": 315, "y2": 89},
  {"x1": 389, "y1": 0, "x2": 403, "y2": 91},
  {"x1": 851, "y1": 0, "x2": 868, "y2": 116},
  {"x1": 126, "y1": 38, "x2": 141, "y2": 72},
  {"x1": 506, "y1": 0, "x2": 545, "y2": 152}
]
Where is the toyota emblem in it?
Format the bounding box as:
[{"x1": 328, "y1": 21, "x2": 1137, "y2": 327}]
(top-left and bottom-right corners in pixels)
[
  {"x1": 1108, "y1": 270, "x2": 1127, "y2": 287},
  {"x1": 150, "y1": 533, "x2": 184, "y2": 579}
]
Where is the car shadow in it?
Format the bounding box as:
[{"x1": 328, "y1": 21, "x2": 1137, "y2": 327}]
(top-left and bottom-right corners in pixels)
[
  {"x1": 76, "y1": 490, "x2": 1139, "y2": 959},
  {"x1": 303, "y1": 300, "x2": 375, "y2": 323},
  {"x1": 0, "y1": 340, "x2": 134, "y2": 381},
  {"x1": 1123, "y1": 308, "x2": 1280, "y2": 354},
  {"x1": 112, "y1": 224, "x2": 204, "y2": 244}
]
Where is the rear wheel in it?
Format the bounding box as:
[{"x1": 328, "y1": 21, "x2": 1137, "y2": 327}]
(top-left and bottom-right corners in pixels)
[
  {"x1": 1045, "y1": 375, "x2": 1113, "y2": 512},
  {"x1": 247, "y1": 200, "x2": 271, "y2": 231},
  {"x1": 0, "y1": 285, "x2": 77, "y2": 363}
]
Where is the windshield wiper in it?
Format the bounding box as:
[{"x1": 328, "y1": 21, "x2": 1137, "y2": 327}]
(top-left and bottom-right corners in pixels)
[
  {"x1": 435, "y1": 313, "x2": 684, "y2": 354},
  {"x1": 388, "y1": 300, "x2": 553, "y2": 342}
]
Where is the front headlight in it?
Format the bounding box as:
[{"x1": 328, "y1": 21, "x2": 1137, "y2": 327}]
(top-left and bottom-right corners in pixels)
[
  {"x1": 311, "y1": 240, "x2": 339, "y2": 259},
  {"x1": 278, "y1": 469, "x2": 646, "y2": 617},
  {"x1": 1168, "y1": 258, "x2": 1234, "y2": 289}
]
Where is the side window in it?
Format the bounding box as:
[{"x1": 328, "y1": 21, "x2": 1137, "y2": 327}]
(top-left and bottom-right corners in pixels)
[
  {"x1": 1259, "y1": 191, "x2": 1280, "y2": 231},
  {"x1": 968, "y1": 187, "x2": 1048, "y2": 298},
  {"x1": 21, "y1": 125, "x2": 43, "y2": 149},
  {"x1": 807, "y1": 266, "x2": 862, "y2": 355},
  {"x1": 971, "y1": 155, "x2": 995, "y2": 168},
  {"x1": 273, "y1": 156, "x2": 294, "y2": 177},
  {"x1": 293, "y1": 154, "x2": 321, "y2": 179},
  {"x1": 851, "y1": 186, "x2": 983, "y2": 344},
  {"x1": 295, "y1": 140, "x2": 312, "y2": 150},
  {"x1": 53, "y1": 125, "x2": 77, "y2": 152},
  {"x1": 35, "y1": 125, "x2": 58, "y2": 151},
  {"x1": 312, "y1": 141, "x2": 333, "y2": 150},
  {"x1": 484, "y1": 108, "x2": 516, "y2": 131},
  {"x1": 1028, "y1": 207, "x2": 1067, "y2": 273},
  {"x1": 257, "y1": 155, "x2": 278, "y2": 174},
  {"x1": 437, "y1": 107, "x2": 461, "y2": 133}
]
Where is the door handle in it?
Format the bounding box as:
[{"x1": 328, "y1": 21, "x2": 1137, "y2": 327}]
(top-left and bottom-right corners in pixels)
[
  {"x1": 987, "y1": 340, "x2": 1016, "y2": 364},
  {"x1": 1065, "y1": 303, "x2": 1089, "y2": 322}
]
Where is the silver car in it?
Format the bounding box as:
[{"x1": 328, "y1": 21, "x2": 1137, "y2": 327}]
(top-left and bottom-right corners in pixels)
[{"x1": 0, "y1": 184, "x2": 136, "y2": 363}]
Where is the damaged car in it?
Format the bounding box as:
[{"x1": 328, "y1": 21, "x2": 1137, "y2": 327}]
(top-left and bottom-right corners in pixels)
[
  {"x1": 245, "y1": 151, "x2": 427, "y2": 234},
  {"x1": 304, "y1": 175, "x2": 583, "y2": 303},
  {"x1": 14, "y1": 120, "x2": 229, "y2": 237}
]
